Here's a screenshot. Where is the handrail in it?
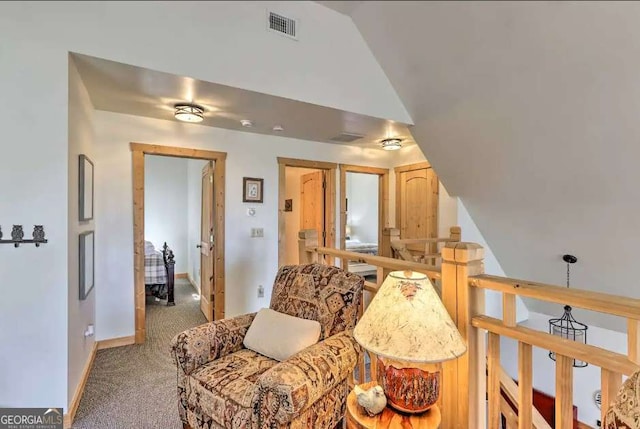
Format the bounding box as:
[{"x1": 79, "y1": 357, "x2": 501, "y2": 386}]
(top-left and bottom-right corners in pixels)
[
  {"x1": 313, "y1": 246, "x2": 441, "y2": 279},
  {"x1": 470, "y1": 274, "x2": 640, "y2": 319},
  {"x1": 299, "y1": 228, "x2": 448, "y2": 392},
  {"x1": 392, "y1": 237, "x2": 459, "y2": 245},
  {"x1": 300, "y1": 228, "x2": 638, "y2": 428},
  {"x1": 473, "y1": 315, "x2": 639, "y2": 376}
]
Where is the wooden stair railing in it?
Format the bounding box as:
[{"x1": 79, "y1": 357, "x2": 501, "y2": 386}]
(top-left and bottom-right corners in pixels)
[
  {"x1": 389, "y1": 226, "x2": 461, "y2": 265},
  {"x1": 299, "y1": 230, "x2": 637, "y2": 429},
  {"x1": 499, "y1": 367, "x2": 552, "y2": 429}
]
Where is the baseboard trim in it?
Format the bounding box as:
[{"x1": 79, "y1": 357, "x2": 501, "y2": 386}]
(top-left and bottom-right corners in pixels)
[
  {"x1": 175, "y1": 272, "x2": 188, "y2": 279},
  {"x1": 64, "y1": 341, "x2": 97, "y2": 428},
  {"x1": 97, "y1": 335, "x2": 135, "y2": 350},
  {"x1": 187, "y1": 274, "x2": 200, "y2": 294}
]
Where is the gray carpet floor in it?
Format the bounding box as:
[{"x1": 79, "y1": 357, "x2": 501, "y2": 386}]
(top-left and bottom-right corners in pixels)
[{"x1": 73, "y1": 279, "x2": 206, "y2": 429}]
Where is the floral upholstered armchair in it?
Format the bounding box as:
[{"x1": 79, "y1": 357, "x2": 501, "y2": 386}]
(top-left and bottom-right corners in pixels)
[
  {"x1": 604, "y1": 369, "x2": 640, "y2": 429},
  {"x1": 170, "y1": 263, "x2": 364, "y2": 429}
]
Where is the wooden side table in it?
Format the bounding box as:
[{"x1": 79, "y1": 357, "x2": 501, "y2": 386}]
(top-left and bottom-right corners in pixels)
[{"x1": 346, "y1": 382, "x2": 441, "y2": 429}]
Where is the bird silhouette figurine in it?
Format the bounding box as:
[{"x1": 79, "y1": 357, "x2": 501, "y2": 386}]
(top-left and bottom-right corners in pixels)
[{"x1": 354, "y1": 384, "x2": 387, "y2": 416}]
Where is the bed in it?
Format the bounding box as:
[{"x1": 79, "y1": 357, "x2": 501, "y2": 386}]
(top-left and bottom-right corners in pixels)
[
  {"x1": 346, "y1": 238, "x2": 378, "y2": 278},
  {"x1": 145, "y1": 241, "x2": 175, "y2": 306}
]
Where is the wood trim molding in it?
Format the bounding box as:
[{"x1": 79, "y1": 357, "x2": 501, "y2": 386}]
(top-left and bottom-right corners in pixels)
[
  {"x1": 277, "y1": 157, "x2": 337, "y2": 267},
  {"x1": 393, "y1": 161, "x2": 431, "y2": 173},
  {"x1": 130, "y1": 143, "x2": 227, "y2": 161},
  {"x1": 64, "y1": 342, "x2": 97, "y2": 429},
  {"x1": 339, "y1": 164, "x2": 390, "y2": 269},
  {"x1": 132, "y1": 149, "x2": 145, "y2": 343},
  {"x1": 97, "y1": 335, "x2": 136, "y2": 350},
  {"x1": 277, "y1": 156, "x2": 338, "y2": 170},
  {"x1": 175, "y1": 272, "x2": 188, "y2": 279},
  {"x1": 131, "y1": 142, "x2": 227, "y2": 341},
  {"x1": 278, "y1": 162, "x2": 287, "y2": 266},
  {"x1": 339, "y1": 164, "x2": 389, "y2": 176}
]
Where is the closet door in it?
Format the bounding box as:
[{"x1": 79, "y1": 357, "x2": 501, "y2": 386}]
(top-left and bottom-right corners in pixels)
[
  {"x1": 396, "y1": 163, "x2": 439, "y2": 246},
  {"x1": 300, "y1": 170, "x2": 326, "y2": 246}
]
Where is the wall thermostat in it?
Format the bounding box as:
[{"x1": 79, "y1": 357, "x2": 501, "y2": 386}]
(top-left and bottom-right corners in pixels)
[{"x1": 594, "y1": 390, "x2": 602, "y2": 409}]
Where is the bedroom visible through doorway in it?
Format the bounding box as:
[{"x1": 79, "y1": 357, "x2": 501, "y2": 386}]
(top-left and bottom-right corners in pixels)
[
  {"x1": 339, "y1": 164, "x2": 389, "y2": 283},
  {"x1": 143, "y1": 155, "x2": 208, "y2": 311},
  {"x1": 131, "y1": 143, "x2": 227, "y2": 344}
]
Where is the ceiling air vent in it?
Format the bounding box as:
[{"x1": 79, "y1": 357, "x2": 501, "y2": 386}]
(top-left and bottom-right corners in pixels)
[
  {"x1": 329, "y1": 133, "x2": 365, "y2": 143},
  {"x1": 268, "y1": 11, "x2": 298, "y2": 40}
]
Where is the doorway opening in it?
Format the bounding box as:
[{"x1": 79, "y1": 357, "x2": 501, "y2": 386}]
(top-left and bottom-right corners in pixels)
[
  {"x1": 131, "y1": 143, "x2": 227, "y2": 344},
  {"x1": 339, "y1": 164, "x2": 389, "y2": 282},
  {"x1": 278, "y1": 157, "x2": 337, "y2": 267}
]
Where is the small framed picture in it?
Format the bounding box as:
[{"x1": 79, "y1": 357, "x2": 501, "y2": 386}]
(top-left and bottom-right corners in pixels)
[
  {"x1": 284, "y1": 199, "x2": 293, "y2": 212},
  {"x1": 243, "y1": 177, "x2": 264, "y2": 203},
  {"x1": 79, "y1": 154, "x2": 94, "y2": 221},
  {"x1": 79, "y1": 231, "x2": 95, "y2": 300}
]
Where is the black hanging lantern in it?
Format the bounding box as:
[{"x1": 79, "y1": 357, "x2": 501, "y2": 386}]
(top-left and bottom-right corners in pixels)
[{"x1": 548, "y1": 254, "x2": 588, "y2": 367}]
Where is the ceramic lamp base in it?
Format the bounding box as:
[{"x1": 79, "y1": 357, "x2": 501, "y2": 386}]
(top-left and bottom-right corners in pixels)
[{"x1": 377, "y1": 357, "x2": 441, "y2": 414}]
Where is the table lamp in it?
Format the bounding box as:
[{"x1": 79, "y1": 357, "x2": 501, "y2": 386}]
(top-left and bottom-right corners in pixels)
[{"x1": 353, "y1": 270, "x2": 466, "y2": 414}]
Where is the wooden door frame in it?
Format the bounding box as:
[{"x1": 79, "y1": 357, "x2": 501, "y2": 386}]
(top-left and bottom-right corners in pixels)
[
  {"x1": 277, "y1": 157, "x2": 337, "y2": 267},
  {"x1": 394, "y1": 161, "x2": 435, "y2": 234},
  {"x1": 339, "y1": 164, "x2": 390, "y2": 264},
  {"x1": 130, "y1": 143, "x2": 227, "y2": 344}
]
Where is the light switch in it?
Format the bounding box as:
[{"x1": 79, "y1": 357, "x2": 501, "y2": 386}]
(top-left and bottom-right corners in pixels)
[{"x1": 251, "y1": 228, "x2": 264, "y2": 238}]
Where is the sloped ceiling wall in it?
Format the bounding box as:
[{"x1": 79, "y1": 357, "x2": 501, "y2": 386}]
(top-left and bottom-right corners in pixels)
[{"x1": 347, "y1": 1, "x2": 640, "y2": 331}]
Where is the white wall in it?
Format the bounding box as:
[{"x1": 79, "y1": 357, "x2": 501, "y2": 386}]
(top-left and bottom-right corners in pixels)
[
  {"x1": 67, "y1": 59, "x2": 96, "y2": 408},
  {"x1": 0, "y1": 45, "x2": 68, "y2": 408},
  {"x1": 352, "y1": 0, "x2": 640, "y2": 332},
  {"x1": 94, "y1": 111, "x2": 418, "y2": 341},
  {"x1": 144, "y1": 156, "x2": 189, "y2": 274},
  {"x1": 346, "y1": 172, "x2": 378, "y2": 244},
  {"x1": 0, "y1": 1, "x2": 409, "y2": 409},
  {"x1": 187, "y1": 159, "x2": 209, "y2": 290},
  {"x1": 458, "y1": 199, "x2": 529, "y2": 321},
  {"x1": 284, "y1": 167, "x2": 320, "y2": 265}
]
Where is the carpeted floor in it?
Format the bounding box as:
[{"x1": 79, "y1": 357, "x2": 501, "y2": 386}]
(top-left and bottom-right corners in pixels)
[{"x1": 73, "y1": 279, "x2": 206, "y2": 429}]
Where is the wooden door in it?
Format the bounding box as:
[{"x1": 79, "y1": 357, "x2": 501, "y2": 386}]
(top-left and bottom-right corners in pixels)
[
  {"x1": 300, "y1": 170, "x2": 326, "y2": 246},
  {"x1": 200, "y1": 161, "x2": 214, "y2": 321},
  {"x1": 396, "y1": 165, "x2": 439, "y2": 248}
]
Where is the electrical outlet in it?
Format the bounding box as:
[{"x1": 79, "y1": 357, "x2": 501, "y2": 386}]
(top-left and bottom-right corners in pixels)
[{"x1": 258, "y1": 285, "x2": 264, "y2": 298}]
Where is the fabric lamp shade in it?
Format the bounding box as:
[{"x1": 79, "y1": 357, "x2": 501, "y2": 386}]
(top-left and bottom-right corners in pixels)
[{"x1": 354, "y1": 271, "x2": 466, "y2": 363}]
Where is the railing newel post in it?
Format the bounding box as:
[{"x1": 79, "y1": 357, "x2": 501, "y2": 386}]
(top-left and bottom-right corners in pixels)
[
  {"x1": 298, "y1": 229, "x2": 319, "y2": 264},
  {"x1": 441, "y1": 242, "x2": 485, "y2": 429}
]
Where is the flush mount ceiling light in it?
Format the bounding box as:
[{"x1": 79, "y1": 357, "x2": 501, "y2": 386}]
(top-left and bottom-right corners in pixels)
[
  {"x1": 174, "y1": 104, "x2": 204, "y2": 123},
  {"x1": 241, "y1": 119, "x2": 253, "y2": 128},
  {"x1": 381, "y1": 138, "x2": 403, "y2": 151},
  {"x1": 272, "y1": 125, "x2": 284, "y2": 132}
]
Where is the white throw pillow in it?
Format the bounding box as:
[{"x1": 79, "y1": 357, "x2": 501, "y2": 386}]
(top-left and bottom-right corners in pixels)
[{"x1": 243, "y1": 308, "x2": 321, "y2": 362}]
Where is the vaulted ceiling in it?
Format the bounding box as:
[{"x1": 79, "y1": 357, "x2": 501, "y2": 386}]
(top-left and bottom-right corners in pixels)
[{"x1": 322, "y1": 1, "x2": 640, "y2": 331}]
